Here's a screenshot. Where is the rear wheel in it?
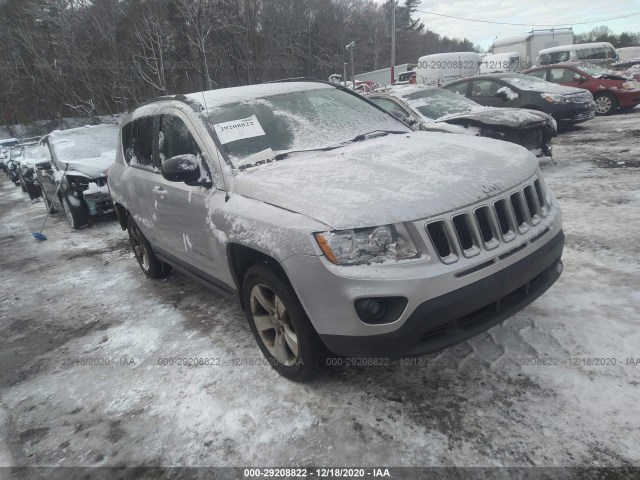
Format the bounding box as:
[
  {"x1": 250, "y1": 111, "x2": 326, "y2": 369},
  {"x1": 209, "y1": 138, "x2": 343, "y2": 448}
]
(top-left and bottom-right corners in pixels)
[
  {"x1": 594, "y1": 92, "x2": 617, "y2": 115},
  {"x1": 127, "y1": 216, "x2": 172, "y2": 278},
  {"x1": 62, "y1": 194, "x2": 89, "y2": 229},
  {"x1": 243, "y1": 263, "x2": 323, "y2": 382}
]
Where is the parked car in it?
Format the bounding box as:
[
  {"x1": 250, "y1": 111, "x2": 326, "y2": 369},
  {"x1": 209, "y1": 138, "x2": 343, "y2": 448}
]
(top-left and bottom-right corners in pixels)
[
  {"x1": 443, "y1": 73, "x2": 596, "y2": 126},
  {"x1": 369, "y1": 85, "x2": 556, "y2": 157},
  {"x1": 523, "y1": 64, "x2": 640, "y2": 115},
  {"x1": 537, "y1": 42, "x2": 618, "y2": 66},
  {"x1": 17, "y1": 144, "x2": 44, "y2": 199},
  {"x1": 36, "y1": 124, "x2": 119, "y2": 228},
  {"x1": 108, "y1": 80, "x2": 564, "y2": 381},
  {"x1": 5, "y1": 145, "x2": 24, "y2": 186}
]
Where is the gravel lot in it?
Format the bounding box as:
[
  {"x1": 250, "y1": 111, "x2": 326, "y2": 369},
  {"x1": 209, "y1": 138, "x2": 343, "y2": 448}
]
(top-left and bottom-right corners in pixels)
[{"x1": 1, "y1": 110, "x2": 639, "y2": 475}]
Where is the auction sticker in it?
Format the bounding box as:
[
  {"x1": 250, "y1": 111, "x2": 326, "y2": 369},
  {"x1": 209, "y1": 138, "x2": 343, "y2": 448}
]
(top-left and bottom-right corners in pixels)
[{"x1": 213, "y1": 115, "x2": 265, "y2": 144}]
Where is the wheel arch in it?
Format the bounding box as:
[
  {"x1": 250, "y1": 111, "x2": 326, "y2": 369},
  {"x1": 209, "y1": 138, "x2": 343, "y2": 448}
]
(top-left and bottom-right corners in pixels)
[{"x1": 226, "y1": 243, "x2": 288, "y2": 309}]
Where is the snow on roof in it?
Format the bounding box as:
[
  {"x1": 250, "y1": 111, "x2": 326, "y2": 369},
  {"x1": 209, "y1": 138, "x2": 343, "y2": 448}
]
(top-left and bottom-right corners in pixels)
[
  {"x1": 48, "y1": 124, "x2": 119, "y2": 171},
  {"x1": 184, "y1": 82, "x2": 332, "y2": 110},
  {"x1": 539, "y1": 42, "x2": 614, "y2": 54}
]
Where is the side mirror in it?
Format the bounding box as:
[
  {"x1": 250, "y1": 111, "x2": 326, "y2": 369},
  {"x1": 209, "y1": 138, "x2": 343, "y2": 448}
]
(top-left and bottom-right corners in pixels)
[
  {"x1": 495, "y1": 90, "x2": 508, "y2": 100},
  {"x1": 161, "y1": 154, "x2": 210, "y2": 186},
  {"x1": 35, "y1": 160, "x2": 51, "y2": 170}
]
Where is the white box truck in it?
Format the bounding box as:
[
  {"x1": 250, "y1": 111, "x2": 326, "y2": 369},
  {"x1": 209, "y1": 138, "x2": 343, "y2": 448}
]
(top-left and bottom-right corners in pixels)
[
  {"x1": 415, "y1": 52, "x2": 482, "y2": 86},
  {"x1": 492, "y1": 28, "x2": 573, "y2": 68},
  {"x1": 354, "y1": 64, "x2": 411, "y2": 85}
]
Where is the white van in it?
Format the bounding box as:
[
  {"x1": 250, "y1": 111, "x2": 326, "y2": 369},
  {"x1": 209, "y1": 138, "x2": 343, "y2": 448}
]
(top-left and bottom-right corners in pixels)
[
  {"x1": 415, "y1": 52, "x2": 482, "y2": 86},
  {"x1": 480, "y1": 52, "x2": 522, "y2": 74},
  {"x1": 537, "y1": 42, "x2": 618, "y2": 66}
]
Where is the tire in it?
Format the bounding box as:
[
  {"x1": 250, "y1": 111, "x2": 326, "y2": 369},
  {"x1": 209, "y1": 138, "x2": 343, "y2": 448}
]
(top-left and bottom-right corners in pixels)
[
  {"x1": 242, "y1": 263, "x2": 323, "y2": 382},
  {"x1": 19, "y1": 178, "x2": 27, "y2": 193},
  {"x1": 127, "y1": 216, "x2": 172, "y2": 278},
  {"x1": 594, "y1": 92, "x2": 618, "y2": 115},
  {"x1": 42, "y1": 191, "x2": 57, "y2": 214},
  {"x1": 62, "y1": 194, "x2": 89, "y2": 229}
]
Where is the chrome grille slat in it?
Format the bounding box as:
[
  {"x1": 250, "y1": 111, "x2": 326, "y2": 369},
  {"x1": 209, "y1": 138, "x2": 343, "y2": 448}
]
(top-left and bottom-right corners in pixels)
[{"x1": 425, "y1": 178, "x2": 551, "y2": 264}]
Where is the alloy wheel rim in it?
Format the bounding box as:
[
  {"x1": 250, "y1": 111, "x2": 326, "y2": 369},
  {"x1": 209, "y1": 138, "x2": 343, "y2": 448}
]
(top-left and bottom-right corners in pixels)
[
  {"x1": 595, "y1": 96, "x2": 612, "y2": 114},
  {"x1": 130, "y1": 224, "x2": 149, "y2": 271},
  {"x1": 250, "y1": 284, "x2": 299, "y2": 366}
]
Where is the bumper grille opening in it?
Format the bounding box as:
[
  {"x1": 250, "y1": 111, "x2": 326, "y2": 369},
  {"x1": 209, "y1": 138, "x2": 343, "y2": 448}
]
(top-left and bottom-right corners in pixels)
[
  {"x1": 427, "y1": 221, "x2": 452, "y2": 258},
  {"x1": 534, "y1": 179, "x2": 548, "y2": 216},
  {"x1": 510, "y1": 192, "x2": 528, "y2": 230},
  {"x1": 475, "y1": 207, "x2": 494, "y2": 243},
  {"x1": 523, "y1": 185, "x2": 540, "y2": 224},
  {"x1": 452, "y1": 214, "x2": 475, "y2": 251},
  {"x1": 494, "y1": 199, "x2": 512, "y2": 236}
]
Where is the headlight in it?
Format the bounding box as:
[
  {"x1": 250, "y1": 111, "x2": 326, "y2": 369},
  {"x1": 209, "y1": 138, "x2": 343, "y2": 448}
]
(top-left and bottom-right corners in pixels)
[
  {"x1": 541, "y1": 93, "x2": 568, "y2": 104},
  {"x1": 65, "y1": 174, "x2": 90, "y2": 191},
  {"x1": 314, "y1": 224, "x2": 419, "y2": 265}
]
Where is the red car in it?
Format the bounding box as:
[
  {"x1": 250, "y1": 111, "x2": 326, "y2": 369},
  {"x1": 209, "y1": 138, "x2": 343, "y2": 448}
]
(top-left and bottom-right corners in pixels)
[{"x1": 523, "y1": 63, "x2": 640, "y2": 115}]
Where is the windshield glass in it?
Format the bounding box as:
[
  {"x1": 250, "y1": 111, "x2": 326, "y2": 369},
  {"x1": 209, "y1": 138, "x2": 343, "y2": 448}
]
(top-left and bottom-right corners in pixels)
[
  {"x1": 401, "y1": 89, "x2": 480, "y2": 120},
  {"x1": 51, "y1": 124, "x2": 119, "y2": 164},
  {"x1": 202, "y1": 86, "x2": 408, "y2": 165},
  {"x1": 502, "y1": 74, "x2": 553, "y2": 91}
]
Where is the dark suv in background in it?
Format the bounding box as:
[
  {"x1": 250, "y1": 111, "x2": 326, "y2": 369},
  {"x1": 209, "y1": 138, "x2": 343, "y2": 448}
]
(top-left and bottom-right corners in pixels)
[{"x1": 444, "y1": 73, "x2": 596, "y2": 126}]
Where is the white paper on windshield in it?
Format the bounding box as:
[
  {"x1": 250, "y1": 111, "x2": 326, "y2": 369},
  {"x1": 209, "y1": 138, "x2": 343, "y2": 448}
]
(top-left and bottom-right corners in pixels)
[{"x1": 213, "y1": 115, "x2": 266, "y2": 144}]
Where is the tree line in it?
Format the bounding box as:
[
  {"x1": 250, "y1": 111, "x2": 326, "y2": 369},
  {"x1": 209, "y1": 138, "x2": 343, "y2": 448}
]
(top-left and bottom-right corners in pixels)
[
  {"x1": 0, "y1": 0, "x2": 478, "y2": 126},
  {"x1": 574, "y1": 26, "x2": 640, "y2": 48}
]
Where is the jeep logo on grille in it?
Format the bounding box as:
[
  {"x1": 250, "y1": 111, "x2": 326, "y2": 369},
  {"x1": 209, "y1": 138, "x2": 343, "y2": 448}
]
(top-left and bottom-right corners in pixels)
[{"x1": 482, "y1": 182, "x2": 504, "y2": 194}]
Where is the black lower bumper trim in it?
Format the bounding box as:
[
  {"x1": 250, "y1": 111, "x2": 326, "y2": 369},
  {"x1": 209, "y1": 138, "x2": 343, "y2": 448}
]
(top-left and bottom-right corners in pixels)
[{"x1": 321, "y1": 230, "x2": 565, "y2": 358}]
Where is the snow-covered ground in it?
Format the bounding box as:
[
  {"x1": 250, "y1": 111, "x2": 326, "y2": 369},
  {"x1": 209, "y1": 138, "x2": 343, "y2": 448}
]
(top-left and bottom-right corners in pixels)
[{"x1": 0, "y1": 109, "x2": 639, "y2": 472}]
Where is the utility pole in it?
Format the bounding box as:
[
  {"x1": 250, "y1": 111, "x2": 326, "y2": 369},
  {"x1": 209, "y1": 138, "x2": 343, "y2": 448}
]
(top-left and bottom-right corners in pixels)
[
  {"x1": 346, "y1": 41, "x2": 355, "y2": 89},
  {"x1": 390, "y1": 0, "x2": 396, "y2": 85}
]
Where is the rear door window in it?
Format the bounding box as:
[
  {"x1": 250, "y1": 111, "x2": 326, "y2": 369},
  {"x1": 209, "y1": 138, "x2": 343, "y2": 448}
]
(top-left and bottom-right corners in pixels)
[
  {"x1": 527, "y1": 69, "x2": 547, "y2": 80},
  {"x1": 122, "y1": 117, "x2": 156, "y2": 168},
  {"x1": 549, "y1": 68, "x2": 576, "y2": 83}
]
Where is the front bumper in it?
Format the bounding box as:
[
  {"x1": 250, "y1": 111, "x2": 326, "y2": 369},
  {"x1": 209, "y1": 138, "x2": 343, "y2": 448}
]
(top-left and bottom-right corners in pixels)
[
  {"x1": 320, "y1": 230, "x2": 564, "y2": 358},
  {"x1": 553, "y1": 103, "x2": 596, "y2": 123}
]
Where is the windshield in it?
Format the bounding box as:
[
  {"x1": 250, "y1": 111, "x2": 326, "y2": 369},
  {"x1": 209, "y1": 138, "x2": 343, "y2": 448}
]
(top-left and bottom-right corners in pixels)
[
  {"x1": 501, "y1": 74, "x2": 554, "y2": 91},
  {"x1": 51, "y1": 124, "x2": 119, "y2": 164},
  {"x1": 401, "y1": 89, "x2": 480, "y2": 120},
  {"x1": 202, "y1": 86, "x2": 408, "y2": 165}
]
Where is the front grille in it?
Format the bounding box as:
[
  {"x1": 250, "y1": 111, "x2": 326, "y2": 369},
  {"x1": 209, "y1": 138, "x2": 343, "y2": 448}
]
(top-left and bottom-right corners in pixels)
[
  {"x1": 568, "y1": 92, "x2": 592, "y2": 103},
  {"x1": 425, "y1": 178, "x2": 551, "y2": 264}
]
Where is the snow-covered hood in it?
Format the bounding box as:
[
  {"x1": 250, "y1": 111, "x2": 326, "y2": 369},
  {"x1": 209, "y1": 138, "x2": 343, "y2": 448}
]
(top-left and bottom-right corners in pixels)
[
  {"x1": 60, "y1": 152, "x2": 115, "y2": 179},
  {"x1": 437, "y1": 107, "x2": 551, "y2": 128},
  {"x1": 232, "y1": 132, "x2": 538, "y2": 230}
]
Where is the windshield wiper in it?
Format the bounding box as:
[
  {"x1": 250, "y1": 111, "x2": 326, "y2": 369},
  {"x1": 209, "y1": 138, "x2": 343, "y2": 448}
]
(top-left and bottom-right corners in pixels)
[{"x1": 349, "y1": 130, "x2": 407, "y2": 142}]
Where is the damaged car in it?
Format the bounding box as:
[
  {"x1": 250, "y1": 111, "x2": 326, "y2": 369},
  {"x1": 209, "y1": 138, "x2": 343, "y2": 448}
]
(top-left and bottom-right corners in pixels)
[
  {"x1": 370, "y1": 86, "x2": 556, "y2": 157},
  {"x1": 523, "y1": 63, "x2": 640, "y2": 115},
  {"x1": 444, "y1": 73, "x2": 596, "y2": 126},
  {"x1": 108, "y1": 80, "x2": 564, "y2": 382},
  {"x1": 15, "y1": 143, "x2": 43, "y2": 199},
  {"x1": 35, "y1": 124, "x2": 119, "y2": 228}
]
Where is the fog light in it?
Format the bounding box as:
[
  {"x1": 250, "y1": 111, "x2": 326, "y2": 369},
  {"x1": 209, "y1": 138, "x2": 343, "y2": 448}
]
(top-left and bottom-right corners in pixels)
[{"x1": 354, "y1": 297, "x2": 408, "y2": 325}]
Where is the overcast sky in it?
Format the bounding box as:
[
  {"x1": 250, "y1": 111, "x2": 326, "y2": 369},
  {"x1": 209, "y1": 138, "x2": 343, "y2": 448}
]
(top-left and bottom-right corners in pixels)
[{"x1": 374, "y1": 0, "x2": 640, "y2": 49}]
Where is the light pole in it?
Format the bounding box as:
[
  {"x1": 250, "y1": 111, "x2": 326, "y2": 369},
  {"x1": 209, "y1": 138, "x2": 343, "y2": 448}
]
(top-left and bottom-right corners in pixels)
[
  {"x1": 346, "y1": 41, "x2": 355, "y2": 89},
  {"x1": 390, "y1": 0, "x2": 396, "y2": 85}
]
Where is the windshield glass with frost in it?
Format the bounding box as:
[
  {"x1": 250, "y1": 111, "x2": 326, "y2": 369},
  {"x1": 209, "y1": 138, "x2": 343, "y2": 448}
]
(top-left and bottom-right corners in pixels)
[
  {"x1": 401, "y1": 89, "x2": 480, "y2": 120},
  {"x1": 51, "y1": 125, "x2": 119, "y2": 164},
  {"x1": 202, "y1": 87, "x2": 408, "y2": 165}
]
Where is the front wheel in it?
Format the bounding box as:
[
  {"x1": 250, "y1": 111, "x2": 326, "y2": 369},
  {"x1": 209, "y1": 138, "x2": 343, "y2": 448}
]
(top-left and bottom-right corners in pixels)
[
  {"x1": 243, "y1": 264, "x2": 323, "y2": 382},
  {"x1": 594, "y1": 92, "x2": 618, "y2": 115},
  {"x1": 62, "y1": 194, "x2": 89, "y2": 229},
  {"x1": 127, "y1": 216, "x2": 172, "y2": 278}
]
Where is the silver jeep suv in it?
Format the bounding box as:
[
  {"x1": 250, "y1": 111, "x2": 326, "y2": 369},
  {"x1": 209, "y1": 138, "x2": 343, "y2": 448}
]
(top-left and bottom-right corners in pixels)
[{"x1": 108, "y1": 80, "x2": 564, "y2": 381}]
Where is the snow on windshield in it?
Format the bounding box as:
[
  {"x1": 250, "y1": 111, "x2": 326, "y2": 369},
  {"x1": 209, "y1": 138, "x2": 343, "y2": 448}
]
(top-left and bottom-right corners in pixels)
[
  {"x1": 49, "y1": 124, "x2": 119, "y2": 168},
  {"x1": 200, "y1": 85, "x2": 408, "y2": 166},
  {"x1": 400, "y1": 88, "x2": 480, "y2": 120}
]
